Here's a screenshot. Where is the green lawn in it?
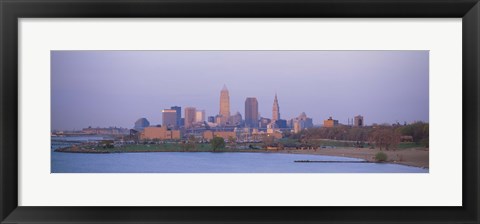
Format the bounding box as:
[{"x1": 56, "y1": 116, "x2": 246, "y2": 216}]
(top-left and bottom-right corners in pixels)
[
  {"x1": 93, "y1": 143, "x2": 263, "y2": 152},
  {"x1": 90, "y1": 140, "x2": 423, "y2": 153},
  {"x1": 278, "y1": 138, "x2": 357, "y2": 147},
  {"x1": 397, "y1": 142, "x2": 421, "y2": 149},
  {"x1": 278, "y1": 138, "x2": 422, "y2": 149}
]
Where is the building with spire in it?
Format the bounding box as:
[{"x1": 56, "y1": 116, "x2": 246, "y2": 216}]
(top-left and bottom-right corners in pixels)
[
  {"x1": 219, "y1": 85, "x2": 230, "y2": 125},
  {"x1": 268, "y1": 93, "x2": 287, "y2": 129},
  {"x1": 272, "y1": 93, "x2": 280, "y2": 121}
]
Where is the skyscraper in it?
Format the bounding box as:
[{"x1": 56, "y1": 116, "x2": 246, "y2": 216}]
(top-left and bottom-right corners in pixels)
[
  {"x1": 195, "y1": 110, "x2": 206, "y2": 122},
  {"x1": 162, "y1": 109, "x2": 177, "y2": 129},
  {"x1": 184, "y1": 107, "x2": 196, "y2": 129},
  {"x1": 245, "y1": 97, "x2": 259, "y2": 128},
  {"x1": 272, "y1": 93, "x2": 280, "y2": 121},
  {"x1": 219, "y1": 85, "x2": 230, "y2": 125},
  {"x1": 170, "y1": 106, "x2": 181, "y2": 127}
]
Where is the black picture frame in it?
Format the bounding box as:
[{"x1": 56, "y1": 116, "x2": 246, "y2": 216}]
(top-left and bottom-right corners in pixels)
[{"x1": 1, "y1": 0, "x2": 479, "y2": 223}]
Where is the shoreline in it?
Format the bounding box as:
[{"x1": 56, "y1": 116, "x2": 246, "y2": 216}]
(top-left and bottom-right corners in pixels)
[
  {"x1": 277, "y1": 148, "x2": 429, "y2": 169},
  {"x1": 55, "y1": 146, "x2": 429, "y2": 169}
]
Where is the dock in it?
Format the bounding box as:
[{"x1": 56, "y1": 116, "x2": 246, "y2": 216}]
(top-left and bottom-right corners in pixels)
[{"x1": 294, "y1": 160, "x2": 375, "y2": 163}]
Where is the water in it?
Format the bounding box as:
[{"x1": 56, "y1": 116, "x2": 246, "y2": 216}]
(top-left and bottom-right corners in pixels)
[{"x1": 51, "y1": 136, "x2": 428, "y2": 173}]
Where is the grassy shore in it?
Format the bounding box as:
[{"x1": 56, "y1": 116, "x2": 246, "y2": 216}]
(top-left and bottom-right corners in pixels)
[
  {"x1": 55, "y1": 142, "x2": 429, "y2": 169},
  {"x1": 55, "y1": 143, "x2": 261, "y2": 153},
  {"x1": 277, "y1": 147, "x2": 429, "y2": 169}
]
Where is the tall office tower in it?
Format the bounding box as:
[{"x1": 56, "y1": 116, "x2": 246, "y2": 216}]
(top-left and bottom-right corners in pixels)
[
  {"x1": 272, "y1": 93, "x2": 280, "y2": 121},
  {"x1": 195, "y1": 110, "x2": 206, "y2": 122},
  {"x1": 245, "y1": 97, "x2": 259, "y2": 128},
  {"x1": 170, "y1": 106, "x2": 181, "y2": 127},
  {"x1": 184, "y1": 107, "x2": 196, "y2": 129},
  {"x1": 354, "y1": 115, "x2": 364, "y2": 127},
  {"x1": 162, "y1": 109, "x2": 178, "y2": 129},
  {"x1": 219, "y1": 85, "x2": 230, "y2": 125}
]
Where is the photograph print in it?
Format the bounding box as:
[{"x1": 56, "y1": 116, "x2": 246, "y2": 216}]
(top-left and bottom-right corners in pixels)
[{"x1": 51, "y1": 50, "x2": 429, "y2": 173}]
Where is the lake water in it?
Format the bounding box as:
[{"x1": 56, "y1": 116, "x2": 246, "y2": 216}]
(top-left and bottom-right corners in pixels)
[{"x1": 51, "y1": 136, "x2": 428, "y2": 173}]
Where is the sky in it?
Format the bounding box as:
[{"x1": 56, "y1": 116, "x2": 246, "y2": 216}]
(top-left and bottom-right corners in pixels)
[{"x1": 51, "y1": 51, "x2": 429, "y2": 130}]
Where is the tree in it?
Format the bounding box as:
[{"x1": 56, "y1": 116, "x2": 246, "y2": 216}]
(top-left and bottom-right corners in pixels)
[
  {"x1": 369, "y1": 127, "x2": 400, "y2": 151},
  {"x1": 397, "y1": 122, "x2": 429, "y2": 147},
  {"x1": 211, "y1": 137, "x2": 226, "y2": 152},
  {"x1": 228, "y1": 136, "x2": 236, "y2": 148},
  {"x1": 295, "y1": 126, "x2": 371, "y2": 142},
  {"x1": 187, "y1": 135, "x2": 196, "y2": 150},
  {"x1": 180, "y1": 135, "x2": 197, "y2": 151},
  {"x1": 262, "y1": 135, "x2": 275, "y2": 148},
  {"x1": 375, "y1": 152, "x2": 388, "y2": 162}
]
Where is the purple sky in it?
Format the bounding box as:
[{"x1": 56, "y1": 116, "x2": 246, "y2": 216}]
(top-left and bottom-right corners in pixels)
[{"x1": 51, "y1": 51, "x2": 429, "y2": 130}]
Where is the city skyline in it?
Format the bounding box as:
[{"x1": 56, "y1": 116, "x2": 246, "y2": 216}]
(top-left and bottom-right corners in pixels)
[{"x1": 51, "y1": 50, "x2": 429, "y2": 130}]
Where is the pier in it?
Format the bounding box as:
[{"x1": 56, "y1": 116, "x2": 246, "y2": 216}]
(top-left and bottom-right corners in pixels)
[{"x1": 294, "y1": 160, "x2": 375, "y2": 163}]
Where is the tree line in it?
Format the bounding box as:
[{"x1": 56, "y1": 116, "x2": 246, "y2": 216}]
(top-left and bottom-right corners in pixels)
[{"x1": 287, "y1": 122, "x2": 429, "y2": 150}]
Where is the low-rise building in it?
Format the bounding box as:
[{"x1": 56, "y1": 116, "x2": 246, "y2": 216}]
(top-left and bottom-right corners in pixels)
[
  {"x1": 323, "y1": 116, "x2": 339, "y2": 128},
  {"x1": 263, "y1": 132, "x2": 282, "y2": 139},
  {"x1": 140, "y1": 126, "x2": 181, "y2": 140},
  {"x1": 208, "y1": 116, "x2": 215, "y2": 123},
  {"x1": 134, "y1": 118, "x2": 150, "y2": 131},
  {"x1": 229, "y1": 112, "x2": 243, "y2": 126},
  {"x1": 202, "y1": 130, "x2": 237, "y2": 141},
  {"x1": 82, "y1": 127, "x2": 129, "y2": 135},
  {"x1": 354, "y1": 115, "x2": 364, "y2": 127},
  {"x1": 290, "y1": 112, "x2": 314, "y2": 133},
  {"x1": 259, "y1": 117, "x2": 271, "y2": 129}
]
